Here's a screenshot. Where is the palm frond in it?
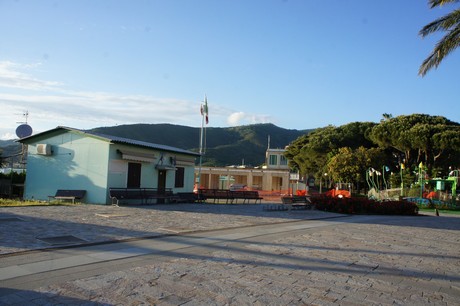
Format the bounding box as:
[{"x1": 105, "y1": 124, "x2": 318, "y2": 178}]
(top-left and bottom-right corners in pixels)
[
  {"x1": 419, "y1": 24, "x2": 460, "y2": 76},
  {"x1": 429, "y1": 0, "x2": 460, "y2": 9},
  {"x1": 420, "y1": 9, "x2": 460, "y2": 37}
]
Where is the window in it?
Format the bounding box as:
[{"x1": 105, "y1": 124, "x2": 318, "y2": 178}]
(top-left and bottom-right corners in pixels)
[
  {"x1": 175, "y1": 167, "x2": 185, "y2": 188},
  {"x1": 127, "y1": 162, "x2": 141, "y2": 188},
  {"x1": 280, "y1": 155, "x2": 288, "y2": 165},
  {"x1": 269, "y1": 155, "x2": 278, "y2": 166}
]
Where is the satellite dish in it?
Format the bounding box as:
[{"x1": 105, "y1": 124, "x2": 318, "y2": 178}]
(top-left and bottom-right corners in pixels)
[{"x1": 16, "y1": 124, "x2": 33, "y2": 138}]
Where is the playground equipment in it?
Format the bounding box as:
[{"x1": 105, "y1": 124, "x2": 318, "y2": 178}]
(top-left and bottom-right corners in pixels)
[
  {"x1": 365, "y1": 162, "x2": 459, "y2": 206},
  {"x1": 427, "y1": 169, "x2": 458, "y2": 203},
  {"x1": 366, "y1": 168, "x2": 380, "y2": 191},
  {"x1": 404, "y1": 169, "x2": 459, "y2": 208},
  {"x1": 366, "y1": 166, "x2": 399, "y2": 201}
]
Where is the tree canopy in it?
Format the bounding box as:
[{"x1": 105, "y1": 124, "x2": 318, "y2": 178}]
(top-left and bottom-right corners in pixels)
[
  {"x1": 285, "y1": 121, "x2": 376, "y2": 178},
  {"x1": 368, "y1": 114, "x2": 460, "y2": 171},
  {"x1": 285, "y1": 114, "x2": 460, "y2": 190}
]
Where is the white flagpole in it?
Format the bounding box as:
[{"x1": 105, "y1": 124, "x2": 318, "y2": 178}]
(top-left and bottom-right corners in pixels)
[{"x1": 197, "y1": 96, "x2": 206, "y2": 189}]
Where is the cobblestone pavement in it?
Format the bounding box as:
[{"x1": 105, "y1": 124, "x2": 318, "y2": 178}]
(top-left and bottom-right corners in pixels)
[
  {"x1": 1, "y1": 204, "x2": 459, "y2": 305},
  {"x1": 0, "y1": 203, "x2": 341, "y2": 255}
]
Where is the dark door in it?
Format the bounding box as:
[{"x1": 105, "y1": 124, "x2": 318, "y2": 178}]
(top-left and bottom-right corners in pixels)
[
  {"x1": 157, "y1": 170, "x2": 167, "y2": 203},
  {"x1": 127, "y1": 163, "x2": 141, "y2": 188},
  {"x1": 157, "y1": 170, "x2": 166, "y2": 193}
]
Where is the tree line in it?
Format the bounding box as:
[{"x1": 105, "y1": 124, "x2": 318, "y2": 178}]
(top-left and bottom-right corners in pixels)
[{"x1": 285, "y1": 114, "x2": 460, "y2": 191}]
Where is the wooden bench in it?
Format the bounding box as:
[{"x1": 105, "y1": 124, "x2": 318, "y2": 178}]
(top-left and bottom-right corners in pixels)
[
  {"x1": 109, "y1": 188, "x2": 175, "y2": 206},
  {"x1": 176, "y1": 192, "x2": 204, "y2": 203},
  {"x1": 198, "y1": 189, "x2": 234, "y2": 204},
  {"x1": 143, "y1": 188, "x2": 177, "y2": 204},
  {"x1": 48, "y1": 190, "x2": 86, "y2": 204},
  {"x1": 281, "y1": 195, "x2": 313, "y2": 210},
  {"x1": 231, "y1": 190, "x2": 263, "y2": 204}
]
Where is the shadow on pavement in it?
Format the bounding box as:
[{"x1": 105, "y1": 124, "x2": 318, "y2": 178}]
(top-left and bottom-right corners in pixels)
[{"x1": 0, "y1": 287, "x2": 102, "y2": 305}]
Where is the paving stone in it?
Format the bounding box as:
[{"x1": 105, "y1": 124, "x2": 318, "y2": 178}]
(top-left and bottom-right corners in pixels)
[{"x1": 1, "y1": 205, "x2": 459, "y2": 305}]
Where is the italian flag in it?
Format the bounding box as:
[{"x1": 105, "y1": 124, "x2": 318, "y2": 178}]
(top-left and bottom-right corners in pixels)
[{"x1": 201, "y1": 96, "x2": 209, "y2": 124}]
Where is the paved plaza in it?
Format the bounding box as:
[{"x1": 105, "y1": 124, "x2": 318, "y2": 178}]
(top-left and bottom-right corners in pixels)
[{"x1": 0, "y1": 203, "x2": 459, "y2": 305}]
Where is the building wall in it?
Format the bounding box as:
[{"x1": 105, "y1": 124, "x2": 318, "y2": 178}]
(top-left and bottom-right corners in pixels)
[
  {"x1": 181, "y1": 161, "x2": 196, "y2": 192},
  {"x1": 265, "y1": 148, "x2": 289, "y2": 170},
  {"x1": 107, "y1": 145, "x2": 157, "y2": 190},
  {"x1": 106, "y1": 145, "x2": 196, "y2": 203},
  {"x1": 24, "y1": 131, "x2": 110, "y2": 204},
  {"x1": 195, "y1": 148, "x2": 292, "y2": 192},
  {"x1": 24, "y1": 131, "x2": 197, "y2": 205},
  {"x1": 195, "y1": 167, "x2": 290, "y2": 191}
]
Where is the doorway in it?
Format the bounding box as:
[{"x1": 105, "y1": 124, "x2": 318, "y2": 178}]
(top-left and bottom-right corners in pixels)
[
  {"x1": 127, "y1": 163, "x2": 141, "y2": 188},
  {"x1": 157, "y1": 170, "x2": 167, "y2": 203}
]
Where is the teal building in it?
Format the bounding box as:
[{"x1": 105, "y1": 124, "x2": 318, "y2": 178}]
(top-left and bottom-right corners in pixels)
[{"x1": 19, "y1": 127, "x2": 199, "y2": 204}]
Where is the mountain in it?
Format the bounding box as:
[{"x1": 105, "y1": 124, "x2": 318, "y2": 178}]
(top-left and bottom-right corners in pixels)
[
  {"x1": 0, "y1": 140, "x2": 17, "y2": 148},
  {"x1": 90, "y1": 123, "x2": 311, "y2": 166},
  {"x1": 0, "y1": 140, "x2": 23, "y2": 164},
  {"x1": 1, "y1": 124, "x2": 312, "y2": 167}
]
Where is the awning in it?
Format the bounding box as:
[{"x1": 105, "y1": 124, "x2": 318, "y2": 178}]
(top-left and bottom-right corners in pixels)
[
  {"x1": 175, "y1": 157, "x2": 196, "y2": 166},
  {"x1": 118, "y1": 150, "x2": 156, "y2": 163},
  {"x1": 155, "y1": 164, "x2": 176, "y2": 170}
]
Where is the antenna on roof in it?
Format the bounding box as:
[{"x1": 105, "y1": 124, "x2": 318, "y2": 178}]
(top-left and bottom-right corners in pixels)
[
  {"x1": 267, "y1": 135, "x2": 270, "y2": 149},
  {"x1": 15, "y1": 110, "x2": 33, "y2": 138},
  {"x1": 14, "y1": 110, "x2": 32, "y2": 169},
  {"x1": 16, "y1": 110, "x2": 29, "y2": 124}
]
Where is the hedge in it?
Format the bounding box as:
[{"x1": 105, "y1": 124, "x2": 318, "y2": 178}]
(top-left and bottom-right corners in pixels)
[{"x1": 311, "y1": 195, "x2": 419, "y2": 215}]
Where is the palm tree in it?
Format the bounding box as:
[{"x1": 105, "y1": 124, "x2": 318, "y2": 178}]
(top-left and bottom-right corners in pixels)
[{"x1": 419, "y1": 0, "x2": 460, "y2": 76}]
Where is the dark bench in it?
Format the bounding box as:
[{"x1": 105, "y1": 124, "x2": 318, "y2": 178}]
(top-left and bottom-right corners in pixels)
[
  {"x1": 281, "y1": 195, "x2": 313, "y2": 210},
  {"x1": 198, "y1": 189, "x2": 234, "y2": 204},
  {"x1": 231, "y1": 190, "x2": 263, "y2": 204},
  {"x1": 144, "y1": 188, "x2": 177, "y2": 204},
  {"x1": 109, "y1": 188, "x2": 175, "y2": 206},
  {"x1": 48, "y1": 190, "x2": 86, "y2": 204},
  {"x1": 176, "y1": 192, "x2": 204, "y2": 203}
]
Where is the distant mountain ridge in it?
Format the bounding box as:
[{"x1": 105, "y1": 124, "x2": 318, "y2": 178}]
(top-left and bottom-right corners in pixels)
[
  {"x1": 1, "y1": 124, "x2": 312, "y2": 167},
  {"x1": 0, "y1": 140, "x2": 22, "y2": 162},
  {"x1": 90, "y1": 123, "x2": 311, "y2": 166}
]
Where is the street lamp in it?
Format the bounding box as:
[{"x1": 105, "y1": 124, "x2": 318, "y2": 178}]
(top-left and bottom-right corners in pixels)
[
  {"x1": 400, "y1": 162, "x2": 405, "y2": 197},
  {"x1": 319, "y1": 173, "x2": 327, "y2": 193},
  {"x1": 375, "y1": 170, "x2": 381, "y2": 190},
  {"x1": 382, "y1": 166, "x2": 390, "y2": 190},
  {"x1": 366, "y1": 168, "x2": 378, "y2": 190},
  {"x1": 419, "y1": 162, "x2": 425, "y2": 199}
]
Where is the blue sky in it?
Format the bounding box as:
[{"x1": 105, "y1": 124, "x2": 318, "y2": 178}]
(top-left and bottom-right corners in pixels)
[{"x1": 1, "y1": 0, "x2": 459, "y2": 139}]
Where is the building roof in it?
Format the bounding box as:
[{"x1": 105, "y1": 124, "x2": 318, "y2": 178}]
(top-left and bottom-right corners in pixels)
[{"x1": 18, "y1": 126, "x2": 201, "y2": 157}]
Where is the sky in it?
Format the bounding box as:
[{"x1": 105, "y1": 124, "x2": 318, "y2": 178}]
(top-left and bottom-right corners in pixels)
[{"x1": 1, "y1": 0, "x2": 459, "y2": 140}]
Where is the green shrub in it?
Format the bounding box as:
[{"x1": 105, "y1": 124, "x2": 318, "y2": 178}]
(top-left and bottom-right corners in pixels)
[{"x1": 0, "y1": 199, "x2": 56, "y2": 206}]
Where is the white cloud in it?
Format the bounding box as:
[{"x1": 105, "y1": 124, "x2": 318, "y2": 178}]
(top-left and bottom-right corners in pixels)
[
  {"x1": 0, "y1": 132, "x2": 16, "y2": 141},
  {"x1": 0, "y1": 61, "x2": 61, "y2": 91},
  {"x1": 227, "y1": 112, "x2": 246, "y2": 126},
  {"x1": 227, "y1": 112, "x2": 273, "y2": 126},
  {"x1": 0, "y1": 61, "x2": 276, "y2": 140}
]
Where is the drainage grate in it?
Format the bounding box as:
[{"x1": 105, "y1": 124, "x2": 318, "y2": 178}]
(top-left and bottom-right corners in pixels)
[
  {"x1": 0, "y1": 217, "x2": 25, "y2": 222},
  {"x1": 95, "y1": 213, "x2": 129, "y2": 218},
  {"x1": 36, "y1": 235, "x2": 87, "y2": 245}
]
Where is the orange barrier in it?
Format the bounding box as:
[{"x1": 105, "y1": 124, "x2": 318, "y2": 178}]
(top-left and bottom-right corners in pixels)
[
  {"x1": 324, "y1": 189, "x2": 351, "y2": 198},
  {"x1": 426, "y1": 191, "x2": 437, "y2": 199},
  {"x1": 296, "y1": 190, "x2": 307, "y2": 196}
]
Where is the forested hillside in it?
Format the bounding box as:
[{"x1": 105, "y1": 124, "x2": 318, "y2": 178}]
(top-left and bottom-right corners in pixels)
[
  {"x1": 90, "y1": 123, "x2": 310, "y2": 166},
  {"x1": 0, "y1": 140, "x2": 22, "y2": 163}
]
